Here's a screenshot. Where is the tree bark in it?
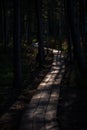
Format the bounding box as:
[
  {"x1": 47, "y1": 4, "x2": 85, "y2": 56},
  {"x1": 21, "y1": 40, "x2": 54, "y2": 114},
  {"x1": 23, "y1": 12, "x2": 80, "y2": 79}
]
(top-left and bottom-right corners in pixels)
[
  {"x1": 66, "y1": 0, "x2": 85, "y2": 73},
  {"x1": 13, "y1": 0, "x2": 22, "y2": 88},
  {"x1": 35, "y1": 0, "x2": 45, "y2": 67}
]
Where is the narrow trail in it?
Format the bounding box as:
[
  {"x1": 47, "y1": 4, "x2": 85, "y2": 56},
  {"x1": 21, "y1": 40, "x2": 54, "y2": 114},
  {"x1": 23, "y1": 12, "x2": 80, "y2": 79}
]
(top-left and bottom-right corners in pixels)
[{"x1": 20, "y1": 50, "x2": 65, "y2": 130}]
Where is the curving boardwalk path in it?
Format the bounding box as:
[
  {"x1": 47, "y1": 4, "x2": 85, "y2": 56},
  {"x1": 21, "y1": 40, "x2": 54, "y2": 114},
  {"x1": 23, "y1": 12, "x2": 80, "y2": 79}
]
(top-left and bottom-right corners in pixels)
[{"x1": 20, "y1": 50, "x2": 65, "y2": 130}]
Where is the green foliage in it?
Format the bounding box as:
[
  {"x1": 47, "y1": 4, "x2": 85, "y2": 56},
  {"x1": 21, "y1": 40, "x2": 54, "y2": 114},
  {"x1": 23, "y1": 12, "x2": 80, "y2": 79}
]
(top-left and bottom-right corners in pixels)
[
  {"x1": 62, "y1": 40, "x2": 68, "y2": 52},
  {"x1": 32, "y1": 38, "x2": 37, "y2": 43}
]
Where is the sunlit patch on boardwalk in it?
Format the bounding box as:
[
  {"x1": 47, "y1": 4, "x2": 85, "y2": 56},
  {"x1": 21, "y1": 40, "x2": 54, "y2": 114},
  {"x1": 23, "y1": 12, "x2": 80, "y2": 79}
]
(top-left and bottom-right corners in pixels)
[{"x1": 20, "y1": 49, "x2": 65, "y2": 130}]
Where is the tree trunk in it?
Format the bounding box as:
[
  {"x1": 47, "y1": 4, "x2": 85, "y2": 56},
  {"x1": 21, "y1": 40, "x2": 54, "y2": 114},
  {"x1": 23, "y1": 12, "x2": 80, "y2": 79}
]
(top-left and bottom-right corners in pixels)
[
  {"x1": 79, "y1": 0, "x2": 87, "y2": 67},
  {"x1": 64, "y1": 0, "x2": 73, "y2": 62},
  {"x1": 27, "y1": 1, "x2": 32, "y2": 45},
  {"x1": 35, "y1": 0, "x2": 45, "y2": 67},
  {"x1": 13, "y1": 0, "x2": 22, "y2": 88},
  {"x1": 66, "y1": 0, "x2": 85, "y2": 73},
  {"x1": 2, "y1": 0, "x2": 9, "y2": 50}
]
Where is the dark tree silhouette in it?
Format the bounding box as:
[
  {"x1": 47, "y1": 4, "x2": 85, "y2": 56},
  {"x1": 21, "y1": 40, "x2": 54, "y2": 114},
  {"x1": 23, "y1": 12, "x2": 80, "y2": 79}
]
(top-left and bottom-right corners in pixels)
[
  {"x1": 35, "y1": 0, "x2": 45, "y2": 67},
  {"x1": 66, "y1": 0, "x2": 85, "y2": 73},
  {"x1": 13, "y1": 0, "x2": 22, "y2": 88},
  {"x1": 1, "y1": 0, "x2": 9, "y2": 50},
  {"x1": 79, "y1": 0, "x2": 87, "y2": 67}
]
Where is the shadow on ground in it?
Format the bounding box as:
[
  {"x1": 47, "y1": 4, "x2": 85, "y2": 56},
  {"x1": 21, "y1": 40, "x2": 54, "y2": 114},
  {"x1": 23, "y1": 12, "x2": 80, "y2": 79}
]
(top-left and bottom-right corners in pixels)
[
  {"x1": 0, "y1": 53, "x2": 53, "y2": 130},
  {"x1": 57, "y1": 62, "x2": 87, "y2": 130}
]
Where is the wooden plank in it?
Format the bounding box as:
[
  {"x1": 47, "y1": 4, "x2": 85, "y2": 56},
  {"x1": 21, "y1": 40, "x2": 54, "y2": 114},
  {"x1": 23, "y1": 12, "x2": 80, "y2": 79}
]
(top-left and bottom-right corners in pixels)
[{"x1": 20, "y1": 49, "x2": 65, "y2": 130}]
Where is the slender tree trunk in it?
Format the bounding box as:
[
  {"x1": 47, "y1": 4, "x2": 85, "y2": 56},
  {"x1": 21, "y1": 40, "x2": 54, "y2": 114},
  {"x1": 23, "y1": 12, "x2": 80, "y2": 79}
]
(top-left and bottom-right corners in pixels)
[
  {"x1": 0, "y1": 0, "x2": 3, "y2": 44},
  {"x1": 66, "y1": 0, "x2": 85, "y2": 73},
  {"x1": 35, "y1": 0, "x2": 45, "y2": 67},
  {"x1": 64, "y1": 0, "x2": 73, "y2": 62},
  {"x1": 1, "y1": 0, "x2": 9, "y2": 50},
  {"x1": 27, "y1": 1, "x2": 32, "y2": 45},
  {"x1": 58, "y1": 0, "x2": 62, "y2": 51},
  {"x1": 79, "y1": 0, "x2": 87, "y2": 67},
  {"x1": 48, "y1": 0, "x2": 54, "y2": 49},
  {"x1": 13, "y1": 0, "x2": 22, "y2": 88}
]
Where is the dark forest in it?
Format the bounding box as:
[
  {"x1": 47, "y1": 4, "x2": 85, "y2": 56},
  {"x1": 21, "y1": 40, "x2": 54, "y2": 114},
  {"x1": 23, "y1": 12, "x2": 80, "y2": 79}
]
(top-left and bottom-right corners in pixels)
[{"x1": 0, "y1": 0, "x2": 87, "y2": 130}]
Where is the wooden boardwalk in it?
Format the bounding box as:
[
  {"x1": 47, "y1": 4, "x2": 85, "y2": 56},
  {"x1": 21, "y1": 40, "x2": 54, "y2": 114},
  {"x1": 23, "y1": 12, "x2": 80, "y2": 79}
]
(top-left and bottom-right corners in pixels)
[{"x1": 20, "y1": 50, "x2": 65, "y2": 130}]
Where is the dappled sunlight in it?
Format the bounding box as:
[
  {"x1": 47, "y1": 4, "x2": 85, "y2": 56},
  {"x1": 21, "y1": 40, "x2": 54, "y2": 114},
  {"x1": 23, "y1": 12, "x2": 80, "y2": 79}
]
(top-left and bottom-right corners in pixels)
[
  {"x1": 51, "y1": 92, "x2": 59, "y2": 98},
  {"x1": 34, "y1": 108, "x2": 45, "y2": 115},
  {"x1": 20, "y1": 50, "x2": 65, "y2": 130},
  {"x1": 46, "y1": 121, "x2": 59, "y2": 130},
  {"x1": 50, "y1": 71, "x2": 58, "y2": 74},
  {"x1": 46, "y1": 110, "x2": 56, "y2": 120},
  {"x1": 47, "y1": 82, "x2": 53, "y2": 86},
  {"x1": 53, "y1": 49, "x2": 58, "y2": 53},
  {"x1": 52, "y1": 62, "x2": 57, "y2": 66},
  {"x1": 32, "y1": 93, "x2": 41, "y2": 100},
  {"x1": 54, "y1": 70, "x2": 59, "y2": 74},
  {"x1": 40, "y1": 92, "x2": 50, "y2": 99},
  {"x1": 39, "y1": 82, "x2": 47, "y2": 87},
  {"x1": 51, "y1": 66, "x2": 60, "y2": 70},
  {"x1": 42, "y1": 75, "x2": 52, "y2": 83}
]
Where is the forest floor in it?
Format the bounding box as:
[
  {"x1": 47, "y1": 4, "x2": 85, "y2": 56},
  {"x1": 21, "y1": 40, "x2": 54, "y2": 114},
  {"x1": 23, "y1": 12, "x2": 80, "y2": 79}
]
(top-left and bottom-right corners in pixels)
[
  {"x1": 0, "y1": 51, "x2": 53, "y2": 130},
  {"x1": 58, "y1": 62, "x2": 87, "y2": 130},
  {"x1": 0, "y1": 52, "x2": 86, "y2": 130}
]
